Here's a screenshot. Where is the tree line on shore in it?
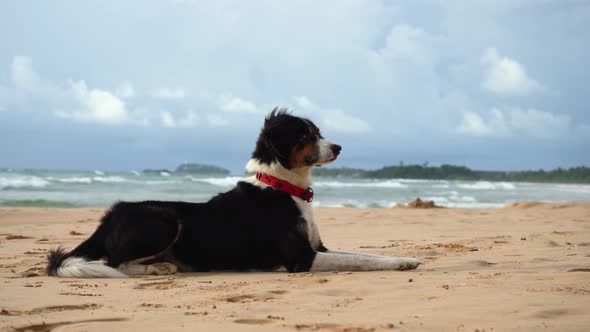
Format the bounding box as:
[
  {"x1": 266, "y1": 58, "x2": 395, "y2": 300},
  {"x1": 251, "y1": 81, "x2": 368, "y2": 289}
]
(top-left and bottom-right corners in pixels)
[{"x1": 313, "y1": 164, "x2": 590, "y2": 183}]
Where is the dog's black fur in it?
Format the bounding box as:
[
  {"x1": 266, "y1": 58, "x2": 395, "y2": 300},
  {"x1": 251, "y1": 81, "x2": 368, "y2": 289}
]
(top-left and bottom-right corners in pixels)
[{"x1": 47, "y1": 109, "x2": 328, "y2": 275}]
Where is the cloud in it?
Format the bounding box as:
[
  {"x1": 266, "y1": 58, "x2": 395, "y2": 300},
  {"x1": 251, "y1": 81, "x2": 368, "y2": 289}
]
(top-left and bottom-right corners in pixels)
[
  {"x1": 294, "y1": 96, "x2": 370, "y2": 133},
  {"x1": 56, "y1": 80, "x2": 128, "y2": 125},
  {"x1": 481, "y1": 48, "x2": 541, "y2": 96},
  {"x1": 207, "y1": 114, "x2": 229, "y2": 127},
  {"x1": 152, "y1": 87, "x2": 185, "y2": 99},
  {"x1": 160, "y1": 111, "x2": 199, "y2": 128},
  {"x1": 160, "y1": 111, "x2": 176, "y2": 128},
  {"x1": 509, "y1": 108, "x2": 570, "y2": 138},
  {"x1": 116, "y1": 81, "x2": 135, "y2": 98},
  {"x1": 178, "y1": 111, "x2": 199, "y2": 128},
  {"x1": 459, "y1": 108, "x2": 572, "y2": 139},
  {"x1": 11, "y1": 56, "x2": 40, "y2": 90},
  {"x1": 377, "y1": 24, "x2": 433, "y2": 63},
  {"x1": 218, "y1": 95, "x2": 261, "y2": 114},
  {"x1": 458, "y1": 109, "x2": 509, "y2": 137}
]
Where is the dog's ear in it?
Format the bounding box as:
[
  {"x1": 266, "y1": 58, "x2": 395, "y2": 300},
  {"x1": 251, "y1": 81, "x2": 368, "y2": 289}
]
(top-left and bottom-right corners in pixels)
[
  {"x1": 263, "y1": 107, "x2": 291, "y2": 139},
  {"x1": 265, "y1": 107, "x2": 290, "y2": 124}
]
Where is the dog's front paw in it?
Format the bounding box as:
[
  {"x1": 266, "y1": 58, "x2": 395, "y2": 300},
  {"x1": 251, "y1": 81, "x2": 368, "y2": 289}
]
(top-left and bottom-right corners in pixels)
[
  {"x1": 146, "y1": 262, "x2": 178, "y2": 275},
  {"x1": 396, "y1": 257, "x2": 421, "y2": 271}
]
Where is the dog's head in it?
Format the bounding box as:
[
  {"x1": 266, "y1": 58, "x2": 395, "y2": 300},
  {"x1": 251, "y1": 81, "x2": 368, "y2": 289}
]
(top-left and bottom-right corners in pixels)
[{"x1": 252, "y1": 108, "x2": 342, "y2": 170}]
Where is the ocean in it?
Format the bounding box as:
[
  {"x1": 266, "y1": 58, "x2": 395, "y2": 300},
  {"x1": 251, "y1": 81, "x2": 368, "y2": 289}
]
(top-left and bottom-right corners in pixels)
[{"x1": 1, "y1": 168, "x2": 589, "y2": 208}]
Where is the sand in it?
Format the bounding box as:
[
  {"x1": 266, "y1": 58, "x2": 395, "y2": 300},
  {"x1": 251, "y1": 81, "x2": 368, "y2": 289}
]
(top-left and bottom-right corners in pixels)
[{"x1": 0, "y1": 203, "x2": 589, "y2": 331}]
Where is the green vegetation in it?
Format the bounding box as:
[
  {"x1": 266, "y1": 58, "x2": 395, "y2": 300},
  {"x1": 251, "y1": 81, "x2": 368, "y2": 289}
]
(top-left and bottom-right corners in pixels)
[
  {"x1": 313, "y1": 164, "x2": 590, "y2": 183},
  {"x1": 174, "y1": 163, "x2": 230, "y2": 175}
]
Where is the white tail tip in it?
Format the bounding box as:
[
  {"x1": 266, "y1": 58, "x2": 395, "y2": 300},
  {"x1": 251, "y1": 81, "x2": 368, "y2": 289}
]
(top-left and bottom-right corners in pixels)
[{"x1": 57, "y1": 257, "x2": 127, "y2": 278}]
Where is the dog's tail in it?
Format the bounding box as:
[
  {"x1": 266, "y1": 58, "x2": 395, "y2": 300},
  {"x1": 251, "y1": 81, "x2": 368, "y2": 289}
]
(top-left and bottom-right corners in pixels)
[
  {"x1": 46, "y1": 247, "x2": 125, "y2": 278},
  {"x1": 47, "y1": 228, "x2": 126, "y2": 278}
]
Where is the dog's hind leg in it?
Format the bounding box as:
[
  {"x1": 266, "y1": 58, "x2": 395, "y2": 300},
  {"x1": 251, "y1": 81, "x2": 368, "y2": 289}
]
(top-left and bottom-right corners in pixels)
[
  {"x1": 103, "y1": 205, "x2": 182, "y2": 269},
  {"x1": 118, "y1": 261, "x2": 178, "y2": 276},
  {"x1": 309, "y1": 252, "x2": 420, "y2": 271}
]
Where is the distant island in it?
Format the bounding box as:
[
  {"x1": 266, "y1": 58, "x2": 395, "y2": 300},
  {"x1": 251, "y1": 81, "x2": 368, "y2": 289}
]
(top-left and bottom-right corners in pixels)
[
  {"x1": 143, "y1": 163, "x2": 230, "y2": 176},
  {"x1": 175, "y1": 163, "x2": 230, "y2": 175},
  {"x1": 313, "y1": 164, "x2": 590, "y2": 184}
]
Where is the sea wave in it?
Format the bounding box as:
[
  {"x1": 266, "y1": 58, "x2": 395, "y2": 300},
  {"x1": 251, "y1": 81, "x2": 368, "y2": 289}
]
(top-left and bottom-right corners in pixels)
[
  {"x1": 56, "y1": 177, "x2": 93, "y2": 184},
  {"x1": 457, "y1": 181, "x2": 515, "y2": 190},
  {"x1": 0, "y1": 176, "x2": 50, "y2": 189},
  {"x1": 190, "y1": 176, "x2": 243, "y2": 187},
  {"x1": 314, "y1": 180, "x2": 408, "y2": 189},
  {"x1": 554, "y1": 184, "x2": 590, "y2": 194},
  {"x1": 46, "y1": 176, "x2": 129, "y2": 184},
  {"x1": 92, "y1": 176, "x2": 128, "y2": 183}
]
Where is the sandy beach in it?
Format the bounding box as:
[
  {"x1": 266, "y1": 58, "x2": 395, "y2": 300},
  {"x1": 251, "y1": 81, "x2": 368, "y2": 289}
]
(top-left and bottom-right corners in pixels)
[{"x1": 1, "y1": 203, "x2": 589, "y2": 331}]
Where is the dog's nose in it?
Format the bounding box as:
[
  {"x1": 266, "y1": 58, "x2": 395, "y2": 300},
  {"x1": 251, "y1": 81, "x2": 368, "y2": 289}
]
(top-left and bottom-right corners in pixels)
[{"x1": 330, "y1": 144, "x2": 342, "y2": 156}]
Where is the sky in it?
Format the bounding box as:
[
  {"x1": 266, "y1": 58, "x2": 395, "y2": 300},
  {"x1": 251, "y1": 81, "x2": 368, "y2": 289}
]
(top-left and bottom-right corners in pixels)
[{"x1": 0, "y1": 0, "x2": 589, "y2": 173}]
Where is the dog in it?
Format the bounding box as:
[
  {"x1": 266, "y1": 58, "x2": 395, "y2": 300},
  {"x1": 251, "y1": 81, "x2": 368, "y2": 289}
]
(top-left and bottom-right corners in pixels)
[{"x1": 47, "y1": 108, "x2": 420, "y2": 277}]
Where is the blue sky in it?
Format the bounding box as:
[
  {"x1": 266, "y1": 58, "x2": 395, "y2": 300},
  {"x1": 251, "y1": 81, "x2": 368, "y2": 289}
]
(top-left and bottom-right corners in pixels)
[{"x1": 1, "y1": 0, "x2": 589, "y2": 173}]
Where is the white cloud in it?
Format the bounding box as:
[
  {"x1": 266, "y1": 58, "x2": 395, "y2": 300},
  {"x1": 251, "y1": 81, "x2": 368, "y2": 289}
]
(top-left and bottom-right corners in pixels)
[
  {"x1": 294, "y1": 96, "x2": 370, "y2": 133},
  {"x1": 160, "y1": 111, "x2": 199, "y2": 128},
  {"x1": 178, "y1": 111, "x2": 199, "y2": 128},
  {"x1": 152, "y1": 87, "x2": 185, "y2": 99},
  {"x1": 218, "y1": 94, "x2": 261, "y2": 114},
  {"x1": 116, "y1": 81, "x2": 135, "y2": 98},
  {"x1": 11, "y1": 56, "x2": 40, "y2": 91},
  {"x1": 207, "y1": 114, "x2": 229, "y2": 127},
  {"x1": 481, "y1": 48, "x2": 541, "y2": 96},
  {"x1": 459, "y1": 108, "x2": 571, "y2": 138},
  {"x1": 458, "y1": 109, "x2": 509, "y2": 137},
  {"x1": 57, "y1": 80, "x2": 128, "y2": 125},
  {"x1": 161, "y1": 111, "x2": 176, "y2": 128},
  {"x1": 378, "y1": 24, "x2": 432, "y2": 62},
  {"x1": 509, "y1": 108, "x2": 570, "y2": 138}
]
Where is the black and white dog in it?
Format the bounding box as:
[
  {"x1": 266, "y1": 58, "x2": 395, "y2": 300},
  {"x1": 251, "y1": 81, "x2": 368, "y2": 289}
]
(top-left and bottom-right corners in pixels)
[{"x1": 47, "y1": 109, "x2": 420, "y2": 277}]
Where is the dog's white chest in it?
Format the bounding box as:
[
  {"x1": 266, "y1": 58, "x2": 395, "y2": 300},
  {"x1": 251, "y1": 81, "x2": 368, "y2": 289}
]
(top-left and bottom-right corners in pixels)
[{"x1": 292, "y1": 197, "x2": 321, "y2": 250}]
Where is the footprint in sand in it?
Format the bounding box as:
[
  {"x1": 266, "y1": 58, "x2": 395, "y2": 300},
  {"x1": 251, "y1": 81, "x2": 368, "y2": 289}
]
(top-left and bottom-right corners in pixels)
[
  {"x1": 533, "y1": 308, "x2": 572, "y2": 319},
  {"x1": 5, "y1": 235, "x2": 33, "y2": 240},
  {"x1": 469, "y1": 260, "x2": 497, "y2": 267},
  {"x1": 224, "y1": 290, "x2": 289, "y2": 303},
  {"x1": 542, "y1": 240, "x2": 561, "y2": 247},
  {"x1": 234, "y1": 318, "x2": 275, "y2": 325},
  {"x1": 16, "y1": 267, "x2": 44, "y2": 278},
  {"x1": 10, "y1": 317, "x2": 128, "y2": 332},
  {"x1": 291, "y1": 323, "x2": 392, "y2": 332},
  {"x1": 1, "y1": 304, "x2": 103, "y2": 316},
  {"x1": 134, "y1": 280, "x2": 180, "y2": 290}
]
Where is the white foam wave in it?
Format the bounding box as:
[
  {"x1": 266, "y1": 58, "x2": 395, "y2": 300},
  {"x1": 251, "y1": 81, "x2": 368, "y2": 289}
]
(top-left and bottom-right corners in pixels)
[
  {"x1": 94, "y1": 170, "x2": 105, "y2": 175},
  {"x1": 314, "y1": 180, "x2": 408, "y2": 189},
  {"x1": 0, "y1": 176, "x2": 50, "y2": 189},
  {"x1": 160, "y1": 172, "x2": 171, "y2": 177},
  {"x1": 423, "y1": 196, "x2": 449, "y2": 204},
  {"x1": 144, "y1": 180, "x2": 178, "y2": 185},
  {"x1": 457, "y1": 181, "x2": 515, "y2": 190},
  {"x1": 58, "y1": 177, "x2": 93, "y2": 184},
  {"x1": 554, "y1": 184, "x2": 590, "y2": 194},
  {"x1": 192, "y1": 176, "x2": 243, "y2": 187},
  {"x1": 92, "y1": 176, "x2": 128, "y2": 183}
]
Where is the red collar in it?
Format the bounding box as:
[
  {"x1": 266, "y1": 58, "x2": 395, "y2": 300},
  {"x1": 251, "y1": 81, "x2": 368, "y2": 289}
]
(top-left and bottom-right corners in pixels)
[{"x1": 255, "y1": 172, "x2": 314, "y2": 203}]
